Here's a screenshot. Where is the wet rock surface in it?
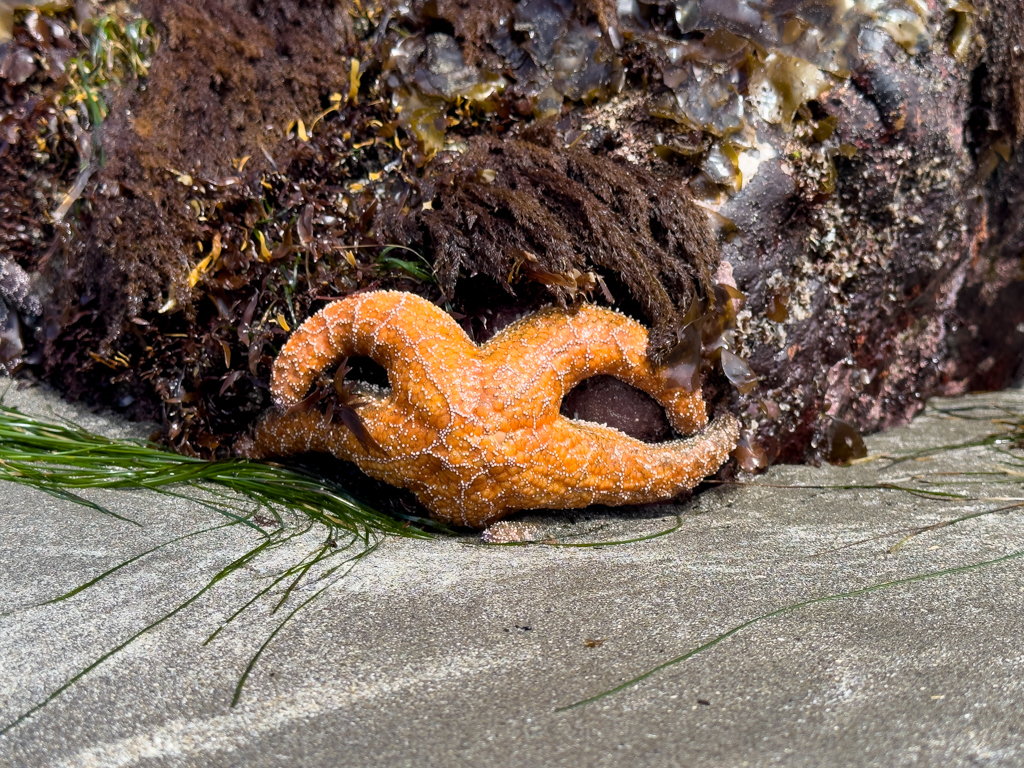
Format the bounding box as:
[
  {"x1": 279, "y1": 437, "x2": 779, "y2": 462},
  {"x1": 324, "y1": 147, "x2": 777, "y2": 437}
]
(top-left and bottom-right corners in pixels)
[
  {"x1": 0, "y1": 0, "x2": 1022, "y2": 478},
  {"x1": 2, "y1": 382, "x2": 1024, "y2": 766}
]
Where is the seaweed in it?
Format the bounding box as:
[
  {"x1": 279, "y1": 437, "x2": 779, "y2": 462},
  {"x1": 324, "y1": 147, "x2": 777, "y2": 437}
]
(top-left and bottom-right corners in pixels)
[
  {"x1": 559, "y1": 545, "x2": 1024, "y2": 710},
  {"x1": 1, "y1": 0, "x2": 1016, "y2": 464},
  {"x1": 377, "y1": 121, "x2": 718, "y2": 361}
]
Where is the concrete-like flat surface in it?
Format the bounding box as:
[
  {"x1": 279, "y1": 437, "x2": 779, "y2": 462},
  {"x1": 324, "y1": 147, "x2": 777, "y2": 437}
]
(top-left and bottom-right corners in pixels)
[{"x1": 1, "y1": 381, "x2": 1022, "y2": 767}]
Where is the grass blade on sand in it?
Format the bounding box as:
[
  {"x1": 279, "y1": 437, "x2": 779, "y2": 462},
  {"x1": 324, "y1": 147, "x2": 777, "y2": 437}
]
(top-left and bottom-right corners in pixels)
[
  {"x1": 0, "y1": 400, "x2": 441, "y2": 734},
  {"x1": 559, "y1": 546, "x2": 1024, "y2": 711}
]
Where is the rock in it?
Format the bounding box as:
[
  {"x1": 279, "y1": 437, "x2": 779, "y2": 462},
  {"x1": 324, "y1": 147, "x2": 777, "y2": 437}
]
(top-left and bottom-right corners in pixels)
[{"x1": 0, "y1": 0, "x2": 1019, "y2": 472}]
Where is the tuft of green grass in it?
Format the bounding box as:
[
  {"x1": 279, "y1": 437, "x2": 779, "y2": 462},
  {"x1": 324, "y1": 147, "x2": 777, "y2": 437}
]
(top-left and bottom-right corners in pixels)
[
  {"x1": 0, "y1": 400, "x2": 439, "y2": 538},
  {"x1": 375, "y1": 245, "x2": 436, "y2": 283},
  {"x1": 0, "y1": 398, "x2": 442, "y2": 734}
]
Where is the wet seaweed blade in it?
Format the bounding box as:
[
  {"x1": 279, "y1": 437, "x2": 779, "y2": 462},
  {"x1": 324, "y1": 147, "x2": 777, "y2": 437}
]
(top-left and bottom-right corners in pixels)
[
  {"x1": 557, "y1": 546, "x2": 1024, "y2": 711},
  {"x1": 0, "y1": 399, "x2": 442, "y2": 734},
  {"x1": 0, "y1": 401, "x2": 439, "y2": 538}
]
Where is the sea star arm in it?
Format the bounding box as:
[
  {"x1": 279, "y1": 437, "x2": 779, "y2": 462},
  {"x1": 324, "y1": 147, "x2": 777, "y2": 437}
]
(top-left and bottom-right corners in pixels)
[
  {"x1": 484, "y1": 303, "x2": 708, "y2": 435},
  {"x1": 449, "y1": 413, "x2": 738, "y2": 527},
  {"x1": 573, "y1": 413, "x2": 737, "y2": 503},
  {"x1": 271, "y1": 290, "x2": 478, "y2": 425},
  {"x1": 241, "y1": 388, "x2": 436, "y2": 461},
  {"x1": 240, "y1": 408, "x2": 354, "y2": 459}
]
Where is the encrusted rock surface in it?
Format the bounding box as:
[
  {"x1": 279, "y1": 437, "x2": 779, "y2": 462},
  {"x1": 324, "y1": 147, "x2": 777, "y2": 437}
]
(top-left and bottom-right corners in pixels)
[{"x1": 0, "y1": 0, "x2": 1022, "y2": 474}]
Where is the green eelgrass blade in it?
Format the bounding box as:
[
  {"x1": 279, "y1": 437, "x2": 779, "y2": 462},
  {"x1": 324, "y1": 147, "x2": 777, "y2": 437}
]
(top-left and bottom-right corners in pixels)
[
  {"x1": 202, "y1": 523, "x2": 320, "y2": 646},
  {"x1": 3, "y1": 477, "x2": 142, "y2": 525},
  {"x1": 0, "y1": 534, "x2": 277, "y2": 736},
  {"x1": 0, "y1": 401, "x2": 441, "y2": 538},
  {"x1": 876, "y1": 402, "x2": 1023, "y2": 466},
  {"x1": 737, "y1": 480, "x2": 973, "y2": 501},
  {"x1": 548, "y1": 514, "x2": 685, "y2": 548},
  {"x1": 557, "y1": 546, "x2": 1024, "y2": 711},
  {"x1": 0, "y1": 520, "x2": 239, "y2": 618},
  {"x1": 377, "y1": 245, "x2": 436, "y2": 283},
  {"x1": 230, "y1": 538, "x2": 381, "y2": 706}
]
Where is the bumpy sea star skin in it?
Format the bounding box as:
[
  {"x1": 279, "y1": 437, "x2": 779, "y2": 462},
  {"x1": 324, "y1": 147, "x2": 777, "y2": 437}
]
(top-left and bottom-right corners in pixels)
[{"x1": 241, "y1": 290, "x2": 739, "y2": 528}]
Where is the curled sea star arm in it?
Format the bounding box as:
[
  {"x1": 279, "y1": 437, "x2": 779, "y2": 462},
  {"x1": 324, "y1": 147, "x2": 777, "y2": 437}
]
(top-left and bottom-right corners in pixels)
[
  {"x1": 484, "y1": 303, "x2": 707, "y2": 434},
  {"x1": 271, "y1": 291, "x2": 477, "y2": 425},
  {"x1": 239, "y1": 399, "x2": 387, "y2": 461}
]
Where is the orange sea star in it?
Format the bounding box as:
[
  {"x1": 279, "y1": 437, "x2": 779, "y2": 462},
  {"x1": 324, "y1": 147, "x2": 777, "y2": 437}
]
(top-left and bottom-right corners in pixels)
[{"x1": 241, "y1": 290, "x2": 739, "y2": 528}]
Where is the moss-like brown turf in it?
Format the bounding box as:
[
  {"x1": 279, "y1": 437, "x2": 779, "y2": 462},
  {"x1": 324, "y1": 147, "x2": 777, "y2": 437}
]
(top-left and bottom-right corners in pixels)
[{"x1": 377, "y1": 122, "x2": 718, "y2": 362}]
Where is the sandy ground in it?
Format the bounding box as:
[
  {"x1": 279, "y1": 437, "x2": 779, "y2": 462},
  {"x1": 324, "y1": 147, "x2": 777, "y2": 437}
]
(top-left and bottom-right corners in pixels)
[{"x1": 1, "y1": 380, "x2": 1022, "y2": 767}]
